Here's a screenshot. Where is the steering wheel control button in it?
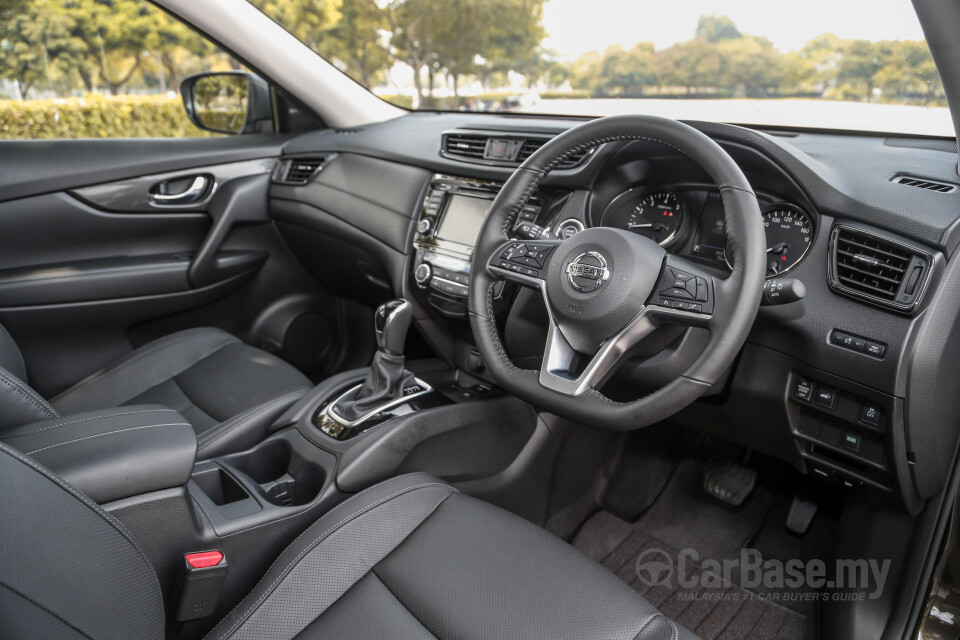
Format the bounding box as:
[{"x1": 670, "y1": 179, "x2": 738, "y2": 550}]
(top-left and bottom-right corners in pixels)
[
  {"x1": 858, "y1": 403, "x2": 882, "y2": 428},
  {"x1": 566, "y1": 252, "x2": 611, "y2": 293},
  {"x1": 794, "y1": 376, "x2": 814, "y2": 402},
  {"x1": 815, "y1": 386, "x2": 837, "y2": 410}
]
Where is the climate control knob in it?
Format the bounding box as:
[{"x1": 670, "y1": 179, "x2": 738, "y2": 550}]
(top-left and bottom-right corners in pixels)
[{"x1": 414, "y1": 262, "x2": 432, "y2": 286}]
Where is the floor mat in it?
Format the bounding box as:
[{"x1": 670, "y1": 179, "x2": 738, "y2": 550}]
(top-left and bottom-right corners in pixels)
[{"x1": 573, "y1": 460, "x2": 811, "y2": 640}]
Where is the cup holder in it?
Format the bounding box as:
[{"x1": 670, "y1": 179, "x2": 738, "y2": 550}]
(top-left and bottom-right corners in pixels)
[{"x1": 223, "y1": 440, "x2": 324, "y2": 507}]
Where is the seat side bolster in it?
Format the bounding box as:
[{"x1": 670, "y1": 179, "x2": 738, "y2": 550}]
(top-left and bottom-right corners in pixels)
[
  {"x1": 204, "y1": 473, "x2": 455, "y2": 640},
  {"x1": 0, "y1": 365, "x2": 59, "y2": 431},
  {"x1": 51, "y1": 327, "x2": 238, "y2": 414}
]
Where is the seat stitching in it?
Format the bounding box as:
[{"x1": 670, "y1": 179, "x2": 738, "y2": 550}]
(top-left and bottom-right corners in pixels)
[
  {"x1": 51, "y1": 330, "x2": 236, "y2": 405},
  {"x1": 0, "y1": 408, "x2": 177, "y2": 440},
  {"x1": 0, "y1": 580, "x2": 96, "y2": 640},
  {"x1": 0, "y1": 445, "x2": 163, "y2": 602},
  {"x1": 0, "y1": 369, "x2": 57, "y2": 418},
  {"x1": 25, "y1": 422, "x2": 191, "y2": 455},
  {"x1": 210, "y1": 482, "x2": 457, "y2": 640},
  {"x1": 196, "y1": 391, "x2": 305, "y2": 450}
]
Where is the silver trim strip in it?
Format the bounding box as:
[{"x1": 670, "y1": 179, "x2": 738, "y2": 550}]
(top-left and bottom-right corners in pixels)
[{"x1": 325, "y1": 377, "x2": 434, "y2": 427}]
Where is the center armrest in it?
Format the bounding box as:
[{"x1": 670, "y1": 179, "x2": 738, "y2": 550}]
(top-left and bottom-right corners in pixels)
[{"x1": 1, "y1": 404, "x2": 196, "y2": 503}]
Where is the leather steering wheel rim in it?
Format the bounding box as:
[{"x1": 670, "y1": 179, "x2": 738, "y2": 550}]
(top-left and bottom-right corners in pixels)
[{"x1": 468, "y1": 115, "x2": 767, "y2": 431}]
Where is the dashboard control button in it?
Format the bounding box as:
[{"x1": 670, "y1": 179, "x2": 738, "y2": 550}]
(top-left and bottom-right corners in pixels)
[
  {"x1": 861, "y1": 437, "x2": 885, "y2": 465},
  {"x1": 414, "y1": 263, "x2": 432, "y2": 286},
  {"x1": 669, "y1": 268, "x2": 694, "y2": 282},
  {"x1": 818, "y1": 422, "x2": 842, "y2": 447},
  {"x1": 680, "y1": 302, "x2": 703, "y2": 313},
  {"x1": 417, "y1": 219, "x2": 432, "y2": 234},
  {"x1": 521, "y1": 267, "x2": 539, "y2": 277},
  {"x1": 831, "y1": 330, "x2": 855, "y2": 349},
  {"x1": 794, "y1": 376, "x2": 814, "y2": 402},
  {"x1": 858, "y1": 402, "x2": 882, "y2": 428},
  {"x1": 798, "y1": 413, "x2": 821, "y2": 437},
  {"x1": 864, "y1": 341, "x2": 886, "y2": 358},
  {"x1": 815, "y1": 386, "x2": 837, "y2": 410},
  {"x1": 841, "y1": 430, "x2": 862, "y2": 453}
]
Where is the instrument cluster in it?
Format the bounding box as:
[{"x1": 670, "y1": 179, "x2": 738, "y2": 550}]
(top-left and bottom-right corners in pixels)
[{"x1": 586, "y1": 186, "x2": 815, "y2": 278}]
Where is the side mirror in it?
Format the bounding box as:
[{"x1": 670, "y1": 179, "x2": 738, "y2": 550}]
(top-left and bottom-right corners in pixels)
[{"x1": 180, "y1": 71, "x2": 273, "y2": 135}]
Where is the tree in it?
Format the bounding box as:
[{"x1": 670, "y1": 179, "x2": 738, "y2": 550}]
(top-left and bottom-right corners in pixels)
[
  {"x1": 718, "y1": 35, "x2": 783, "y2": 97},
  {"x1": 0, "y1": 0, "x2": 82, "y2": 98},
  {"x1": 658, "y1": 39, "x2": 726, "y2": 94},
  {"x1": 326, "y1": 0, "x2": 389, "y2": 88},
  {"x1": 836, "y1": 39, "x2": 888, "y2": 100},
  {"x1": 695, "y1": 14, "x2": 740, "y2": 42}
]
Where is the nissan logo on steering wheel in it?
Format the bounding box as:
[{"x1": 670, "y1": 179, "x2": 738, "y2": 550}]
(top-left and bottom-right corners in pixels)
[{"x1": 566, "y1": 251, "x2": 611, "y2": 293}]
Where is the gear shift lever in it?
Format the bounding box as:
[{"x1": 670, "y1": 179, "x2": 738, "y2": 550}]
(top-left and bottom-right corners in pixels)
[
  {"x1": 331, "y1": 299, "x2": 418, "y2": 423},
  {"x1": 375, "y1": 299, "x2": 412, "y2": 356}
]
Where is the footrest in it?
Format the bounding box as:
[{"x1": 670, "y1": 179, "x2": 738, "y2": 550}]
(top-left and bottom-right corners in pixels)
[{"x1": 703, "y1": 459, "x2": 756, "y2": 506}]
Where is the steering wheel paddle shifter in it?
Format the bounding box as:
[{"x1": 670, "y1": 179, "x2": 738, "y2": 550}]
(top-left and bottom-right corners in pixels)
[{"x1": 329, "y1": 299, "x2": 424, "y2": 424}]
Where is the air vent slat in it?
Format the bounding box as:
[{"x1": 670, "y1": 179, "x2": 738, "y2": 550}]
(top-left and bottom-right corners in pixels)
[
  {"x1": 892, "y1": 175, "x2": 958, "y2": 193},
  {"x1": 829, "y1": 226, "x2": 930, "y2": 312},
  {"x1": 278, "y1": 157, "x2": 326, "y2": 185},
  {"x1": 833, "y1": 259, "x2": 904, "y2": 284}
]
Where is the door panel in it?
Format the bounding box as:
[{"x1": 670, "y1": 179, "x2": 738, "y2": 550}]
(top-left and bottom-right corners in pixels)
[{"x1": 0, "y1": 137, "x2": 348, "y2": 397}]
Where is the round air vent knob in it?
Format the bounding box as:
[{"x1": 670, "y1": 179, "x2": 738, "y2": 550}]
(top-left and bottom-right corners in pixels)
[{"x1": 417, "y1": 219, "x2": 432, "y2": 234}]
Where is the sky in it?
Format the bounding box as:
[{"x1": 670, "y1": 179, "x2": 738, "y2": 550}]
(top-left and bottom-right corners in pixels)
[{"x1": 541, "y1": 0, "x2": 929, "y2": 58}]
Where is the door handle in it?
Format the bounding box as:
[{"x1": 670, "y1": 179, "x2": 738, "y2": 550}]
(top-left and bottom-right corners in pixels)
[{"x1": 149, "y1": 176, "x2": 210, "y2": 205}]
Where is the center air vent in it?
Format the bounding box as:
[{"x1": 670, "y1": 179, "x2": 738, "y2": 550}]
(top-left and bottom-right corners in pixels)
[
  {"x1": 275, "y1": 157, "x2": 327, "y2": 185},
  {"x1": 441, "y1": 131, "x2": 593, "y2": 169},
  {"x1": 828, "y1": 225, "x2": 931, "y2": 312}
]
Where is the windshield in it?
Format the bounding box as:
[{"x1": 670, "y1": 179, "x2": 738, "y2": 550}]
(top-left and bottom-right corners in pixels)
[{"x1": 251, "y1": 0, "x2": 950, "y2": 137}]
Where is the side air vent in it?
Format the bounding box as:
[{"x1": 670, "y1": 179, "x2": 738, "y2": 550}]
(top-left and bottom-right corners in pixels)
[
  {"x1": 441, "y1": 131, "x2": 594, "y2": 169},
  {"x1": 892, "y1": 175, "x2": 957, "y2": 193},
  {"x1": 274, "y1": 157, "x2": 327, "y2": 185},
  {"x1": 828, "y1": 225, "x2": 931, "y2": 312}
]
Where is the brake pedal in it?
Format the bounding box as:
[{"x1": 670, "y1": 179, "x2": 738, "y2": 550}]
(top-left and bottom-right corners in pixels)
[
  {"x1": 703, "y1": 459, "x2": 756, "y2": 506},
  {"x1": 785, "y1": 494, "x2": 818, "y2": 535}
]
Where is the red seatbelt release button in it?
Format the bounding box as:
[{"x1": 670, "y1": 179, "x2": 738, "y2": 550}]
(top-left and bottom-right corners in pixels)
[{"x1": 185, "y1": 550, "x2": 224, "y2": 569}]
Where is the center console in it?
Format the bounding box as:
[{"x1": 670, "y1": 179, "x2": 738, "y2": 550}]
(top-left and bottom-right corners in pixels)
[{"x1": 411, "y1": 174, "x2": 567, "y2": 317}]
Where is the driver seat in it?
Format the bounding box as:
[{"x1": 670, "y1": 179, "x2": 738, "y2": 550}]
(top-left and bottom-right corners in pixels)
[{"x1": 0, "y1": 442, "x2": 699, "y2": 640}]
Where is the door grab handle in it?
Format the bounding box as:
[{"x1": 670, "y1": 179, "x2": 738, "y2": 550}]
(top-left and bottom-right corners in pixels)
[{"x1": 150, "y1": 176, "x2": 209, "y2": 205}]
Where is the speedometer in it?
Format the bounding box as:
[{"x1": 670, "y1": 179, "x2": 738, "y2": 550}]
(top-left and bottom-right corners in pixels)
[
  {"x1": 762, "y1": 205, "x2": 814, "y2": 277},
  {"x1": 601, "y1": 189, "x2": 683, "y2": 246},
  {"x1": 725, "y1": 204, "x2": 814, "y2": 277}
]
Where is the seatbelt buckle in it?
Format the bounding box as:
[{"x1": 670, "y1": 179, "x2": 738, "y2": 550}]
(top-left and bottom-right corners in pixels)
[{"x1": 176, "y1": 550, "x2": 228, "y2": 621}]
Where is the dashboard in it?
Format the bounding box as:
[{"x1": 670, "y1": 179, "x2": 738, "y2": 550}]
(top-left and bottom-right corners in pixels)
[{"x1": 268, "y1": 110, "x2": 960, "y2": 517}]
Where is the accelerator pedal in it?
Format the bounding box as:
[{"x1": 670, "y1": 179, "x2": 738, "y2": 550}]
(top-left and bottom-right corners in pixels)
[
  {"x1": 785, "y1": 494, "x2": 819, "y2": 535},
  {"x1": 703, "y1": 459, "x2": 757, "y2": 506}
]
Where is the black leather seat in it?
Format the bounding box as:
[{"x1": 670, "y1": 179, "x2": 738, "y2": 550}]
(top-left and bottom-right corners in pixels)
[
  {"x1": 0, "y1": 443, "x2": 698, "y2": 640},
  {"x1": 0, "y1": 324, "x2": 312, "y2": 459}
]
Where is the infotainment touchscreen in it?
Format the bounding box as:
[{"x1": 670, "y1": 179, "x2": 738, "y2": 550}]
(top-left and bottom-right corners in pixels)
[{"x1": 436, "y1": 195, "x2": 490, "y2": 246}]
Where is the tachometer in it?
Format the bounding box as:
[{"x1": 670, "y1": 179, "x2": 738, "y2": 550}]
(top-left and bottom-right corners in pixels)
[
  {"x1": 726, "y1": 204, "x2": 813, "y2": 277},
  {"x1": 601, "y1": 189, "x2": 683, "y2": 246}
]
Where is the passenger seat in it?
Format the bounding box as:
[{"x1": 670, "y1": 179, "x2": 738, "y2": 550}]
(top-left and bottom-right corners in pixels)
[{"x1": 0, "y1": 324, "x2": 312, "y2": 459}]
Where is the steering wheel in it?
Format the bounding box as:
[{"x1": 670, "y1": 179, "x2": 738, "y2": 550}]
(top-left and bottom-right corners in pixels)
[{"x1": 468, "y1": 115, "x2": 767, "y2": 430}]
